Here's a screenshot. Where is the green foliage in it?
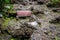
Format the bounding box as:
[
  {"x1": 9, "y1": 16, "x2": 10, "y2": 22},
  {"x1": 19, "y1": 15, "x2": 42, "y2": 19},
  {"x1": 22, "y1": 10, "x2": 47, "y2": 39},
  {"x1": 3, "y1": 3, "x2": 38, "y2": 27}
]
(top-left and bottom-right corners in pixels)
[
  {"x1": 55, "y1": 36, "x2": 60, "y2": 40},
  {"x1": 0, "y1": 0, "x2": 11, "y2": 11},
  {"x1": 5, "y1": 0, "x2": 10, "y2": 3},
  {"x1": 0, "y1": 0, "x2": 10, "y2": 4},
  {"x1": 10, "y1": 37, "x2": 21, "y2": 40},
  {"x1": 11, "y1": 38, "x2": 15, "y2": 40},
  {"x1": 3, "y1": 18, "x2": 10, "y2": 27},
  {"x1": 51, "y1": 0, "x2": 60, "y2": 4},
  {"x1": 3, "y1": 4, "x2": 13, "y2": 12}
]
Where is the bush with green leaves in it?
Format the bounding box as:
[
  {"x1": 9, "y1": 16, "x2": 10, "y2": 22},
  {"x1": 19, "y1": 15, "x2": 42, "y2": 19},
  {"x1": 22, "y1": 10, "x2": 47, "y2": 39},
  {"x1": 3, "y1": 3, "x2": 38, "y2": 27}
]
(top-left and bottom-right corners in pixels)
[{"x1": 0, "y1": 0, "x2": 11, "y2": 12}]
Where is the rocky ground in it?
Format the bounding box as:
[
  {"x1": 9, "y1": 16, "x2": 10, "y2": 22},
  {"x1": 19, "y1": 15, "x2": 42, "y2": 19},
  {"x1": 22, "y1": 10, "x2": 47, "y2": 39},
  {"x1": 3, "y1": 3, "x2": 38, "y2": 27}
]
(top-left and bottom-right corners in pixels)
[{"x1": 0, "y1": 0, "x2": 60, "y2": 40}]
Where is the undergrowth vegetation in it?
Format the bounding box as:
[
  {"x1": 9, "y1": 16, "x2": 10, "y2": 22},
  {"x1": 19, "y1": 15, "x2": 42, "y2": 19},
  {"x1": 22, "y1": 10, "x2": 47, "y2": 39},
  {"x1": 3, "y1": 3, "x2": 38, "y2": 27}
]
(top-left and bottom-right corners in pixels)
[{"x1": 47, "y1": 0, "x2": 60, "y2": 7}]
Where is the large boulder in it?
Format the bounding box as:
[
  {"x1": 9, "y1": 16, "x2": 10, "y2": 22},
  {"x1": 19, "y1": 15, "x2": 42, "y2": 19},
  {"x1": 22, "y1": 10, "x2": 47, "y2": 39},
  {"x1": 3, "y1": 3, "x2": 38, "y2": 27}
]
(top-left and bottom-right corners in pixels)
[
  {"x1": 7, "y1": 19, "x2": 35, "y2": 38},
  {"x1": 31, "y1": 25, "x2": 60, "y2": 40}
]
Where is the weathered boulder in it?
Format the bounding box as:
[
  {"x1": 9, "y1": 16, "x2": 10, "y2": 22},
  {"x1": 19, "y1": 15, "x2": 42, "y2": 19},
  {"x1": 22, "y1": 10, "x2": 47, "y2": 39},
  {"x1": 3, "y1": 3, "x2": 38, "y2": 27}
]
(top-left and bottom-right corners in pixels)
[
  {"x1": 7, "y1": 19, "x2": 35, "y2": 38},
  {"x1": 31, "y1": 24, "x2": 60, "y2": 40}
]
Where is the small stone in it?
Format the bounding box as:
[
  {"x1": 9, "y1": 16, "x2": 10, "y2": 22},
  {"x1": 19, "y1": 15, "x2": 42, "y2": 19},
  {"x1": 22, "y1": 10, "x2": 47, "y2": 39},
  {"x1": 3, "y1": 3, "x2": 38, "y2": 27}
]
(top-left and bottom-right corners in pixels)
[
  {"x1": 29, "y1": 21, "x2": 38, "y2": 26},
  {"x1": 26, "y1": 21, "x2": 40, "y2": 30},
  {"x1": 44, "y1": 10, "x2": 50, "y2": 14},
  {"x1": 4, "y1": 6, "x2": 10, "y2": 9}
]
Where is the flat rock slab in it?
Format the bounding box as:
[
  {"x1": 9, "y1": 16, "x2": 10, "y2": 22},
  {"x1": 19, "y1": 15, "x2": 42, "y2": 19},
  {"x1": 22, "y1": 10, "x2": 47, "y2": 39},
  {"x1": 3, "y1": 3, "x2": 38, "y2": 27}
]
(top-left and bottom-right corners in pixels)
[{"x1": 17, "y1": 10, "x2": 31, "y2": 17}]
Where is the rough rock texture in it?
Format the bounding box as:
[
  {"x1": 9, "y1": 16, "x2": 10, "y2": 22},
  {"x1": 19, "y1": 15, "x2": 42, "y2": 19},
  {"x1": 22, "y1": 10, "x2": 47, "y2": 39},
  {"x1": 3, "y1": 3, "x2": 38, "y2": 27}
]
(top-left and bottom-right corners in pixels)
[
  {"x1": 52, "y1": 8, "x2": 60, "y2": 12},
  {"x1": 31, "y1": 25, "x2": 60, "y2": 40},
  {"x1": 6, "y1": 4, "x2": 60, "y2": 40},
  {"x1": 30, "y1": 9, "x2": 60, "y2": 40},
  {"x1": 0, "y1": 34, "x2": 11, "y2": 40},
  {"x1": 7, "y1": 19, "x2": 35, "y2": 38},
  {"x1": 1, "y1": 0, "x2": 60, "y2": 40},
  {"x1": 0, "y1": 18, "x2": 4, "y2": 30}
]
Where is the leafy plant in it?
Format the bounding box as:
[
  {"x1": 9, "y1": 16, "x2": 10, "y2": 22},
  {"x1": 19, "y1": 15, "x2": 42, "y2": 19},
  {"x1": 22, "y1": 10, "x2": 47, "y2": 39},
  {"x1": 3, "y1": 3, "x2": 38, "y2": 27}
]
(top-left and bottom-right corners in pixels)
[
  {"x1": 0, "y1": 0, "x2": 10, "y2": 11},
  {"x1": 5, "y1": 0, "x2": 10, "y2": 3}
]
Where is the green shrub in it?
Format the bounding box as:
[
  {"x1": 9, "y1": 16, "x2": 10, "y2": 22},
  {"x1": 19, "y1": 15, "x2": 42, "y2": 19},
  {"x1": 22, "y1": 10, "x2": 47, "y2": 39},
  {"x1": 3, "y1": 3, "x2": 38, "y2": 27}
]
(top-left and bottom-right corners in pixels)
[{"x1": 0, "y1": 0, "x2": 11, "y2": 11}]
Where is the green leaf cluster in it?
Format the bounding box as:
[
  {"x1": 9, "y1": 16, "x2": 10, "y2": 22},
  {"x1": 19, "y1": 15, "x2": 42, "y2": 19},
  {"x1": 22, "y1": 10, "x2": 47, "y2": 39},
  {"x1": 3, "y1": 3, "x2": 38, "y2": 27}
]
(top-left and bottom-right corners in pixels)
[
  {"x1": 0, "y1": 0, "x2": 10, "y2": 4},
  {"x1": 5, "y1": 0, "x2": 10, "y2": 3}
]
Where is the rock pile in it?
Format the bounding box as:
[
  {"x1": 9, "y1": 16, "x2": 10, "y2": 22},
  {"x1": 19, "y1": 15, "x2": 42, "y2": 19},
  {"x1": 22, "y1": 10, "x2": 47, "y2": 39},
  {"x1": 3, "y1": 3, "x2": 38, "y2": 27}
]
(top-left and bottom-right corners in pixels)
[{"x1": 0, "y1": 0, "x2": 60, "y2": 40}]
